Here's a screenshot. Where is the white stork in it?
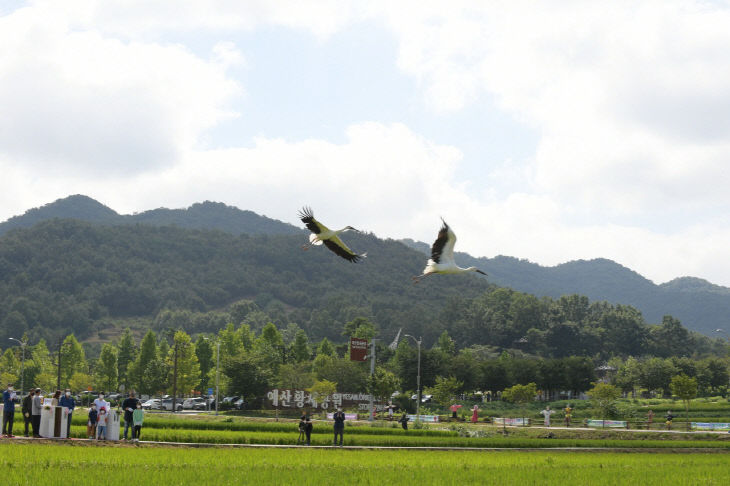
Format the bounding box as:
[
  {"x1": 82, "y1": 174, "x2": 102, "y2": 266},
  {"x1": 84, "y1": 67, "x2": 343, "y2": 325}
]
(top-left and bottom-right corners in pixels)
[
  {"x1": 298, "y1": 207, "x2": 367, "y2": 263},
  {"x1": 413, "y1": 219, "x2": 487, "y2": 283}
]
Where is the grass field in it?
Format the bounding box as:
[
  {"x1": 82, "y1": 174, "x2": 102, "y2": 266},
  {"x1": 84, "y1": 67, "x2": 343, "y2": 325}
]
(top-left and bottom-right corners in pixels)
[{"x1": 2, "y1": 442, "x2": 729, "y2": 485}]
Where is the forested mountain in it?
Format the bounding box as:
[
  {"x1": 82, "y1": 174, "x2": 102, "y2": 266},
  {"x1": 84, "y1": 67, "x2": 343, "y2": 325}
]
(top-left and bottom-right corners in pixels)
[
  {"x1": 0, "y1": 195, "x2": 301, "y2": 236},
  {"x1": 3, "y1": 195, "x2": 730, "y2": 341},
  {"x1": 400, "y1": 241, "x2": 730, "y2": 337},
  {"x1": 0, "y1": 219, "x2": 725, "y2": 362},
  {"x1": 0, "y1": 219, "x2": 491, "y2": 344}
]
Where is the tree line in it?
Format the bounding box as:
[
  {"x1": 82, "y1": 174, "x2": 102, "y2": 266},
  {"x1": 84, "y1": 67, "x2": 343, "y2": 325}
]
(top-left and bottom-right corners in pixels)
[{"x1": 2, "y1": 314, "x2": 727, "y2": 409}]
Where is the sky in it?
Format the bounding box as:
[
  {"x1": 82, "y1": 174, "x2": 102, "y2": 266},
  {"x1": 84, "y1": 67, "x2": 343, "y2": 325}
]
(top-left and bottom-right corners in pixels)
[{"x1": 2, "y1": 0, "x2": 730, "y2": 286}]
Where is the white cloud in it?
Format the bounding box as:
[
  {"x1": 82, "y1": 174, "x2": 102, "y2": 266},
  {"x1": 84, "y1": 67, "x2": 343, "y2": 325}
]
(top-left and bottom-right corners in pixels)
[
  {"x1": 4, "y1": 0, "x2": 730, "y2": 289},
  {"x1": 0, "y1": 4, "x2": 242, "y2": 175}
]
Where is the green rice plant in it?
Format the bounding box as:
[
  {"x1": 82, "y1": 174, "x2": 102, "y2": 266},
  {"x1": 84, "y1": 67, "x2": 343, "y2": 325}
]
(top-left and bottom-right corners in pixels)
[
  {"x1": 2, "y1": 443, "x2": 730, "y2": 485},
  {"x1": 66, "y1": 425, "x2": 730, "y2": 449}
]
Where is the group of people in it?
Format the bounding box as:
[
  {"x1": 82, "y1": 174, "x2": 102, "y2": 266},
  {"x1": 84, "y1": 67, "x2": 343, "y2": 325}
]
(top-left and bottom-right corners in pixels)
[
  {"x1": 1, "y1": 384, "x2": 144, "y2": 441},
  {"x1": 297, "y1": 408, "x2": 347, "y2": 446},
  {"x1": 88, "y1": 391, "x2": 144, "y2": 441},
  {"x1": 3, "y1": 385, "x2": 79, "y2": 438}
]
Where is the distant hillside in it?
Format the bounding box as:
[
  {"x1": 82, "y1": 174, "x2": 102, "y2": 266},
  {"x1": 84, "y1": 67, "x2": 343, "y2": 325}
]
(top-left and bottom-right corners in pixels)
[
  {"x1": 401, "y1": 239, "x2": 730, "y2": 337},
  {"x1": 3, "y1": 196, "x2": 729, "y2": 339},
  {"x1": 0, "y1": 219, "x2": 492, "y2": 345},
  {"x1": 0, "y1": 195, "x2": 301, "y2": 236}
]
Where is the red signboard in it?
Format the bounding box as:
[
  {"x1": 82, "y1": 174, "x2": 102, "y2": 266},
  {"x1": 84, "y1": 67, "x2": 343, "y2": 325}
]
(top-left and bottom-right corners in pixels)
[{"x1": 350, "y1": 337, "x2": 369, "y2": 361}]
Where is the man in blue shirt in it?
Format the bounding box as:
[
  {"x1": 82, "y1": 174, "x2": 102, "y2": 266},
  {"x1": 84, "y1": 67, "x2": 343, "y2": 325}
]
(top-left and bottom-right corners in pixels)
[
  {"x1": 59, "y1": 388, "x2": 75, "y2": 438},
  {"x1": 2, "y1": 384, "x2": 17, "y2": 437}
]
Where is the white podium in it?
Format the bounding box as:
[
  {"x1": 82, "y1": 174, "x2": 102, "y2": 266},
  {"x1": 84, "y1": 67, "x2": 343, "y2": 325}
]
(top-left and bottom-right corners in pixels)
[
  {"x1": 39, "y1": 406, "x2": 68, "y2": 438},
  {"x1": 106, "y1": 410, "x2": 120, "y2": 441}
]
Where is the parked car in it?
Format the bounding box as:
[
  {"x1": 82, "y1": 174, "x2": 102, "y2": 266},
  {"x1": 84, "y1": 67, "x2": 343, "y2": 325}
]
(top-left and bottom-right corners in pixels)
[
  {"x1": 141, "y1": 399, "x2": 161, "y2": 410},
  {"x1": 222, "y1": 396, "x2": 240, "y2": 405},
  {"x1": 183, "y1": 397, "x2": 207, "y2": 410},
  {"x1": 232, "y1": 398, "x2": 246, "y2": 410},
  {"x1": 161, "y1": 398, "x2": 184, "y2": 411}
]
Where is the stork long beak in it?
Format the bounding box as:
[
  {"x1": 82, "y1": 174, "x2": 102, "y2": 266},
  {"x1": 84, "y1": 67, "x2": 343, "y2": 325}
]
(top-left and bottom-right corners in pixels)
[{"x1": 476, "y1": 269, "x2": 487, "y2": 275}]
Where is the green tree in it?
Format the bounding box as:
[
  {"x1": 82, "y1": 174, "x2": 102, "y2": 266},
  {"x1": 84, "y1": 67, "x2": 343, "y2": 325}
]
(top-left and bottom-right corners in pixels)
[
  {"x1": 222, "y1": 353, "x2": 272, "y2": 402},
  {"x1": 277, "y1": 363, "x2": 315, "y2": 390},
  {"x1": 309, "y1": 379, "x2": 337, "y2": 406},
  {"x1": 68, "y1": 372, "x2": 94, "y2": 393},
  {"x1": 316, "y1": 338, "x2": 336, "y2": 358},
  {"x1": 670, "y1": 374, "x2": 698, "y2": 420},
  {"x1": 195, "y1": 336, "x2": 214, "y2": 392},
  {"x1": 167, "y1": 330, "x2": 201, "y2": 397},
  {"x1": 342, "y1": 317, "x2": 377, "y2": 340},
  {"x1": 142, "y1": 358, "x2": 169, "y2": 396},
  {"x1": 130, "y1": 330, "x2": 157, "y2": 394},
  {"x1": 292, "y1": 330, "x2": 311, "y2": 362},
  {"x1": 116, "y1": 328, "x2": 137, "y2": 391},
  {"x1": 96, "y1": 343, "x2": 118, "y2": 392},
  {"x1": 0, "y1": 348, "x2": 20, "y2": 386},
  {"x1": 614, "y1": 357, "x2": 641, "y2": 396},
  {"x1": 59, "y1": 334, "x2": 87, "y2": 389},
  {"x1": 425, "y1": 376, "x2": 463, "y2": 408},
  {"x1": 371, "y1": 367, "x2": 400, "y2": 402},
  {"x1": 587, "y1": 382, "x2": 621, "y2": 420},
  {"x1": 640, "y1": 358, "x2": 676, "y2": 396},
  {"x1": 501, "y1": 382, "x2": 538, "y2": 424},
  {"x1": 435, "y1": 330, "x2": 456, "y2": 356}
]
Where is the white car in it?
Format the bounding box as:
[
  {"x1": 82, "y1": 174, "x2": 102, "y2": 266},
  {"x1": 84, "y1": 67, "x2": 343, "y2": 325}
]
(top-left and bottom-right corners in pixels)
[
  {"x1": 141, "y1": 399, "x2": 161, "y2": 410},
  {"x1": 182, "y1": 397, "x2": 207, "y2": 410}
]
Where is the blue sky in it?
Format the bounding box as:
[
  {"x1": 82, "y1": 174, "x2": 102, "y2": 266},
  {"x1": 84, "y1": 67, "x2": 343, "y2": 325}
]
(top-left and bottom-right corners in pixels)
[{"x1": 2, "y1": 1, "x2": 730, "y2": 287}]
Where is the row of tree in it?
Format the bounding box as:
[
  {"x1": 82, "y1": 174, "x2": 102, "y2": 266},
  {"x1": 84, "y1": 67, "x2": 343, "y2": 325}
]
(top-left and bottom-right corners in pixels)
[{"x1": 3, "y1": 317, "x2": 727, "y2": 408}]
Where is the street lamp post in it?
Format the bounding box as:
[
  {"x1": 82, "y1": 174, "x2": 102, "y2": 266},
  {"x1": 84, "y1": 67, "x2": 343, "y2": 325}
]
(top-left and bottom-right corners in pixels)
[
  {"x1": 8, "y1": 338, "x2": 27, "y2": 396},
  {"x1": 404, "y1": 334, "x2": 422, "y2": 421}
]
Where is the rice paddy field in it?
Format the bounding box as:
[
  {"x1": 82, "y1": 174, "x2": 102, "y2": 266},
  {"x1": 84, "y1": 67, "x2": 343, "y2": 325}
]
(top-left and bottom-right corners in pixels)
[{"x1": 2, "y1": 442, "x2": 729, "y2": 485}]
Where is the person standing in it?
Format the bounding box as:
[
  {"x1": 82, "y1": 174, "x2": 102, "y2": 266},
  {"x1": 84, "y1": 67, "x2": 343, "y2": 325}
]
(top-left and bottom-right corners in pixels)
[
  {"x1": 22, "y1": 389, "x2": 34, "y2": 437},
  {"x1": 450, "y1": 403, "x2": 462, "y2": 420},
  {"x1": 59, "y1": 389, "x2": 75, "y2": 438},
  {"x1": 333, "y1": 408, "x2": 345, "y2": 446},
  {"x1": 87, "y1": 404, "x2": 98, "y2": 439},
  {"x1": 132, "y1": 403, "x2": 144, "y2": 441},
  {"x1": 647, "y1": 409, "x2": 654, "y2": 428},
  {"x1": 665, "y1": 410, "x2": 673, "y2": 430},
  {"x1": 540, "y1": 406, "x2": 554, "y2": 427},
  {"x1": 304, "y1": 417, "x2": 313, "y2": 445},
  {"x1": 93, "y1": 392, "x2": 109, "y2": 413},
  {"x1": 31, "y1": 388, "x2": 42, "y2": 437},
  {"x1": 2, "y1": 384, "x2": 16, "y2": 437},
  {"x1": 96, "y1": 408, "x2": 108, "y2": 440},
  {"x1": 121, "y1": 392, "x2": 140, "y2": 440},
  {"x1": 51, "y1": 390, "x2": 61, "y2": 407}
]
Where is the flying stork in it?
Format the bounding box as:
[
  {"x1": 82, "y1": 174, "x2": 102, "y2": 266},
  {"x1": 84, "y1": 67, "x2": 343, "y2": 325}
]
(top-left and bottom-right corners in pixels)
[
  {"x1": 298, "y1": 206, "x2": 367, "y2": 263},
  {"x1": 413, "y1": 219, "x2": 487, "y2": 283}
]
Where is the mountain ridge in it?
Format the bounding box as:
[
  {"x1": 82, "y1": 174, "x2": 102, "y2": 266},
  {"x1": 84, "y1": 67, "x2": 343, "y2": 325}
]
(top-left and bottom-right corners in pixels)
[{"x1": 3, "y1": 195, "x2": 730, "y2": 337}]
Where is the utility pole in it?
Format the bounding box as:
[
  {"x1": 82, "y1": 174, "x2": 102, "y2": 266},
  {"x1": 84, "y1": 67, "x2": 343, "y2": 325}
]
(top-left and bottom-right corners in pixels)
[
  {"x1": 56, "y1": 337, "x2": 64, "y2": 391},
  {"x1": 204, "y1": 337, "x2": 221, "y2": 416},
  {"x1": 172, "y1": 340, "x2": 179, "y2": 413},
  {"x1": 405, "y1": 334, "x2": 422, "y2": 421},
  {"x1": 9, "y1": 338, "x2": 27, "y2": 396},
  {"x1": 368, "y1": 340, "x2": 376, "y2": 422},
  {"x1": 215, "y1": 340, "x2": 220, "y2": 416}
]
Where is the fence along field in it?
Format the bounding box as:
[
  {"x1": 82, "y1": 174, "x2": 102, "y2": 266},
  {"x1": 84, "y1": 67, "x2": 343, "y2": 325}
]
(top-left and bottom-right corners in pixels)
[{"x1": 3, "y1": 443, "x2": 730, "y2": 485}]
